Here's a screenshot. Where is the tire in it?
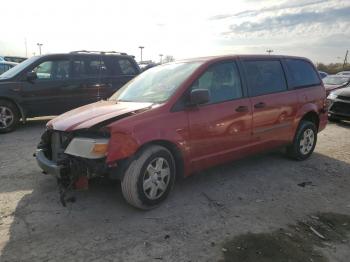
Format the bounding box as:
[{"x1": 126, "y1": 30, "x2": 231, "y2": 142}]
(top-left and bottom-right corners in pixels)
[
  {"x1": 0, "y1": 99, "x2": 20, "y2": 133},
  {"x1": 121, "y1": 145, "x2": 176, "y2": 210},
  {"x1": 287, "y1": 120, "x2": 317, "y2": 161}
]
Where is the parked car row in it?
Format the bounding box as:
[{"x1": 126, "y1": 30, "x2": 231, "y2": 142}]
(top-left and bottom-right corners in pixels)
[
  {"x1": 0, "y1": 51, "x2": 140, "y2": 132},
  {"x1": 0, "y1": 61, "x2": 18, "y2": 75},
  {"x1": 34, "y1": 54, "x2": 328, "y2": 209},
  {"x1": 0, "y1": 56, "x2": 27, "y2": 63}
]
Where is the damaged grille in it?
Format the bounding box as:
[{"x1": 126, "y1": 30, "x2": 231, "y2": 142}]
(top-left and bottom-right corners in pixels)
[
  {"x1": 330, "y1": 101, "x2": 350, "y2": 116},
  {"x1": 48, "y1": 131, "x2": 73, "y2": 161}
]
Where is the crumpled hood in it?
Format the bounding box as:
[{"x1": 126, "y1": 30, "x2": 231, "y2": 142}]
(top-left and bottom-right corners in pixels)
[
  {"x1": 324, "y1": 83, "x2": 348, "y2": 92},
  {"x1": 332, "y1": 86, "x2": 350, "y2": 97},
  {"x1": 48, "y1": 100, "x2": 153, "y2": 131}
]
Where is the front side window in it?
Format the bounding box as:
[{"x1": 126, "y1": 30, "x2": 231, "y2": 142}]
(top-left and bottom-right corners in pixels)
[
  {"x1": 111, "y1": 62, "x2": 202, "y2": 103},
  {"x1": 286, "y1": 59, "x2": 320, "y2": 88},
  {"x1": 243, "y1": 60, "x2": 287, "y2": 96},
  {"x1": 33, "y1": 60, "x2": 70, "y2": 80},
  {"x1": 191, "y1": 62, "x2": 243, "y2": 104}
]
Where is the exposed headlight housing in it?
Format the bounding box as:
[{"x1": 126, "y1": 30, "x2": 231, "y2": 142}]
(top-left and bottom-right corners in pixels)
[
  {"x1": 327, "y1": 93, "x2": 337, "y2": 100},
  {"x1": 65, "y1": 137, "x2": 109, "y2": 159}
]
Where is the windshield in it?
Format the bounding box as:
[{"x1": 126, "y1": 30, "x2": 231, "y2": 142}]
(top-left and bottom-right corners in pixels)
[
  {"x1": 110, "y1": 62, "x2": 202, "y2": 103},
  {"x1": 323, "y1": 76, "x2": 350, "y2": 85},
  {"x1": 0, "y1": 56, "x2": 39, "y2": 79}
]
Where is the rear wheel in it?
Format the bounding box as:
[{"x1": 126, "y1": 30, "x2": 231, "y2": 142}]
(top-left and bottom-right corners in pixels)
[
  {"x1": 121, "y1": 145, "x2": 176, "y2": 209},
  {"x1": 0, "y1": 100, "x2": 20, "y2": 133},
  {"x1": 287, "y1": 120, "x2": 317, "y2": 160}
]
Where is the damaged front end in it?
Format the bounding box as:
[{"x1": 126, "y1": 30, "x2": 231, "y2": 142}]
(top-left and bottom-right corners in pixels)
[{"x1": 35, "y1": 129, "x2": 111, "y2": 206}]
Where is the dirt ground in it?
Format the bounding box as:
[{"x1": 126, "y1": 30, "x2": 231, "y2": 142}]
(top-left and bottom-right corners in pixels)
[{"x1": 0, "y1": 118, "x2": 349, "y2": 262}]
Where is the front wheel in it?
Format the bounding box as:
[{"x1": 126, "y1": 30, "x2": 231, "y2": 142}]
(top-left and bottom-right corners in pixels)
[
  {"x1": 121, "y1": 145, "x2": 176, "y2": 209},
  {"x1": 287, "y1": 120, "x2": 317, "y2": 160}
]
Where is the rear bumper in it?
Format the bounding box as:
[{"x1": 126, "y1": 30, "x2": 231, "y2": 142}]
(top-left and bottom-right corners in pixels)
[{"x1": 35, "y1": 149, "x2": 62, "y2": 177}]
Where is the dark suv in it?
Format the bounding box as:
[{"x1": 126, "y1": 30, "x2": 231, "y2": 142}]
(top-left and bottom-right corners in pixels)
[{"x1": 0, "y1": 51, "x2": 140, "y2": 133}]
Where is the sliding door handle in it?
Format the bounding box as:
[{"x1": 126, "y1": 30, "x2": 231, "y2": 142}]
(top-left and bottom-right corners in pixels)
[
  {"x1": 254, "y1": 102, "x2": 266, "y2": 109},
  {"x1": 235, "y1": 105, "x2": 248, "y2": 112}
]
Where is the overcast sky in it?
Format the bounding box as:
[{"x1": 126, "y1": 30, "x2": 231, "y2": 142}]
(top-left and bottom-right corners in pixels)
[{"x1": 1, "y1": 0, "x2": 349, "y2": 63}]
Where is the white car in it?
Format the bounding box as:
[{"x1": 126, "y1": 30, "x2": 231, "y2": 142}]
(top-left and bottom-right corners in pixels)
[{"x1": 336, "y1": 71, "x2": 350, "y2": 76}]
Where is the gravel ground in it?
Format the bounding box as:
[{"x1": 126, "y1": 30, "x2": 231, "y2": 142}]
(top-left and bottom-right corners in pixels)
[{"x1": 0, "y1": 119, "x2": 349, "y2": 262}]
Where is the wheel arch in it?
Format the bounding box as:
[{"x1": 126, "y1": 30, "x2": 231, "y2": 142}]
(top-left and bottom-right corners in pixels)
[
  {"x1": 300, "y1": 111, "x2": 320, "y2": 130},
  {"x1": 139, "y1": 140, "x2": 185, "y2": 179}
]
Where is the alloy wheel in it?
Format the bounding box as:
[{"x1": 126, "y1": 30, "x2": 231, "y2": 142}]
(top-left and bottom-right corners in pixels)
[
  {"x1": 0, "y1": 106, "x2": 14, "y2": 129},
  {"x1": 143, "y1": 157, "x2": 171, "y2": 200}
]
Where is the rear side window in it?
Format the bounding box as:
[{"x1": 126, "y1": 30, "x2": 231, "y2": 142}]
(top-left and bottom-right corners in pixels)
[
  {"x1": 285, "y1": 59, "x2": 320, "y2": 88},
  {"x1": 243, "y1": 60, "x2": 287, "y2": 96},
  {"x1": 72, "y1": 56, "x2": 107, "y2": 78},
  {"x1": 103, "y1": 57, "x2": 138, "y2": 76}
]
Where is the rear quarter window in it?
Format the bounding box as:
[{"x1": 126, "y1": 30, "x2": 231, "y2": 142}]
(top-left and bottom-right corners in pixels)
[{"x1": 285, "y1": 59, "x2": 320, "y2": 88}]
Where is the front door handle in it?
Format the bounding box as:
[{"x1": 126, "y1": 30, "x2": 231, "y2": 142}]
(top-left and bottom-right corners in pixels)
[
  {"x1": 254, "y1": 102, "x2": 266, "y2": 109},
  {"x1": 235, "y1": 105, "x2": 248, "y2": 112}
]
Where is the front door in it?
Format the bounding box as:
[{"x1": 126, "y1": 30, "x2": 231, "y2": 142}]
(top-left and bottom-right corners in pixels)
[
  {"x1": 20, "y1": 58, "x2": 73, "y2": 116},
  {"x1": 187, "y1": 61, "x2": 253, "y2": 172}
]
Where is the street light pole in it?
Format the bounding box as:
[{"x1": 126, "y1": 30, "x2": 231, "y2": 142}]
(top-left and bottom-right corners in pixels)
[
  {"x1": 139, "y1": 46, "x2": 144, "y2": 63},
  {"x1": 37, "y1": 43, "x2": 43, "y2": 55},
  {"x1": 266, "y1": 49, "x2": 273, "y2": 55},
  {"x1": 159, "y1": 54, "x2": 163, "y2": 64}
]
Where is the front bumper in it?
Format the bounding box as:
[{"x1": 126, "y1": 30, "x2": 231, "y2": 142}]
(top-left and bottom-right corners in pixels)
[
  {"x1": 328, "y1": 98, "x2": 350, "y2": 119},
  {"x1": 35, "y1": 149, "x2": 62, "y2": 177}
]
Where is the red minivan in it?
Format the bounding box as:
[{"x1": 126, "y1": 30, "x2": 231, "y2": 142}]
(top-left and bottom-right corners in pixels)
[{"x1": 36, "y1": 55, "x2": 327, "y2": 209}]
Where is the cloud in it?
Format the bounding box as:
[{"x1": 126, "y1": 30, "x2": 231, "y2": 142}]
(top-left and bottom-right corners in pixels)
[
  {"x1": 225, "y1": 6, "x2": 350, "y2": 36},
  {"x1": 209, "y1": 0, "x2": 330, "y2": 20}
]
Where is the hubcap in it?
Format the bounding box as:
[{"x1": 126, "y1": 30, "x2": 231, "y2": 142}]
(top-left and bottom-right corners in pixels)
[
  {"x1": 0, "y1": 106, "x2": 14, "y2": 129},
  {"x1": 299, "y1": 128, "x2": 315, "y2": 155},
  {"x1": 143, "y1": 157, "x2": 170, "y2": 200}
]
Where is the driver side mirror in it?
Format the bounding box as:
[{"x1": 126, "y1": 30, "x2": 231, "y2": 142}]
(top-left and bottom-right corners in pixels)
[
  {"x1": 189, "y1": 89, "x2": 209, "y2": 105},
  {"x1": 26, "y1": 71, "x2": 37, "y2": 82}
]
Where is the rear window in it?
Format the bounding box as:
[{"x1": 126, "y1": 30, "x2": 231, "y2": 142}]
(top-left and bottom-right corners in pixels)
[
  {"x1": 242, "y1": 60, "x2": 287, "y2": 96},
  {"x1": 285, "y1": 59, "x2": 320, "y2": 88}
]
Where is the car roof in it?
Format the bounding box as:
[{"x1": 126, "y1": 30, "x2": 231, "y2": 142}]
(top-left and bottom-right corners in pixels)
[
  {"x1": 176, "y1": 54, "x2": 312, "y2": 63},
  {"x1": 37, "y1": 52, "x2": 134, "y2": 59}
]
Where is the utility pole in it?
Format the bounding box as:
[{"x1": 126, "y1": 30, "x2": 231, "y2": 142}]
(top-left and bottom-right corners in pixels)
[
  {"x1": 37, "y1": 43, "x2": 43, "y2": 55},
  {"x1": 159, "y1": 54, "x2": 163, "y2": 64},
  {"x1": 24, "y1": 38, "x2": 28, "y2": 57},
  {"x1": 138, "y1": 46, "x2": 144, "y2": 63},
  {"x1": 266, "y1": 49, "x2": 273, "y2": 55},
  {"x1": 343, "y1": 50, "x2": 348, "y2": 70}
]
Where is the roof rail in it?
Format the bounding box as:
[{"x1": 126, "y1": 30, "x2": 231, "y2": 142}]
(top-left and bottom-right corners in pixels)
[{"x1": 70, "y1": 50, "x2": 128, "y2": 55}]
